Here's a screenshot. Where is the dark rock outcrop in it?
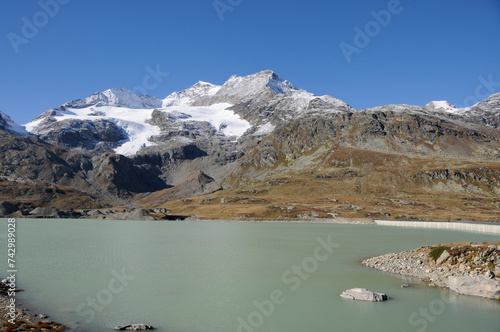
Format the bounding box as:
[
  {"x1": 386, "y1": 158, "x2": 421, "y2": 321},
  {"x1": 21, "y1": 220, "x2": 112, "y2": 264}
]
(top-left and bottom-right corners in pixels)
[
  {"x1": 139, "y1": 171, "x2": 222, "y2": 207},
  {"x1": 0, "y1": 201, "x2": 16, "y2": 216},
  {"x1": 32, "y1": 118, "x2": 128, "y2": 153},
  {"x1": 91, "y1": 152, "x2": 168, "y2": 197}
]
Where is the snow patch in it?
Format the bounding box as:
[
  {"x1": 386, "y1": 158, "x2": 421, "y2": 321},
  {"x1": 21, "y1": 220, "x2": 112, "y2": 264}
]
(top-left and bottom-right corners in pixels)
[
  {"x1": 425, "y1": 100, "x2": 457, "y2": 113},
  {"x1": 24, "y1": 118, "x2": 44, "y2": 133},
  {"x1": 25, "y1": 105, "x2": 161, "y2": 156},
  {"x1": 161, "y1": 103, "x2": 251, "y2": 137},
  {"x1": 253, "y1": 122, "x2": 276, "y2": 136}
]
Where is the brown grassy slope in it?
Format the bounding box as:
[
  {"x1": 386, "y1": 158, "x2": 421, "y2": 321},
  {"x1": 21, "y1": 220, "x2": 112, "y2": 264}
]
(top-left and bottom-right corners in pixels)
[
  {"x1": 152, "y1": 145, "x2": 500, "y2": 221},
  {"x1": 0, "y1": 181, "x2": 106, "y2": 211}
]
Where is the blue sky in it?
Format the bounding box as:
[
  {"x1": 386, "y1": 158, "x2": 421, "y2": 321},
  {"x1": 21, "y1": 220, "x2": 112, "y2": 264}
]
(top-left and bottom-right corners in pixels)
[{"x1": 1, "y1": 0, "x2": 499, "y2": 124}]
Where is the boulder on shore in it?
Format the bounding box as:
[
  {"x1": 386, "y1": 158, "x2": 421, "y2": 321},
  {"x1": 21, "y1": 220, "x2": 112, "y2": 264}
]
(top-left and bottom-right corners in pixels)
[
  {"x1": 436, "y1": 250, "x2": 451, "y2": 265},
  {"x1": 126, "y1": 208, "x2": 155, "y2": 221},
  {"x1": 29, "y1": 207, "x2": 62, "y2": 218},
  {"x1": 448, "y1": 276, "x2": 500, "y2": 300},
  {"x1": 114, "y1": 324, "x2": 154, "y2": 330},
  {"x1": 340, "y1": 288, "x2": 389, "y2": 302}
]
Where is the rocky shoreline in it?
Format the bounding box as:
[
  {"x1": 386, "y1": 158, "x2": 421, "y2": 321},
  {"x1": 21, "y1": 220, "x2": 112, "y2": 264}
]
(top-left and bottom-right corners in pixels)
[
  {"x1": 0, "y1": 204, "x2": 176, "y2": 221},
  {"x1": 0, "y1": 279, "x2": 67, "y2": 331},
  {"x1": 362, "y1": 242, "x2": 500, "y2": 300},
  {"x1": 1, "y1": 203, "x2": 376, "y2": 224}
]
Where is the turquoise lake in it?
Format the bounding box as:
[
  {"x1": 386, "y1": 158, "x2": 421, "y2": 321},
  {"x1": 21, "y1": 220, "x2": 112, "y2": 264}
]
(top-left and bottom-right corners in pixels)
[{"x1": 0, "y1": 219, "x2": 499, "y2": 332}]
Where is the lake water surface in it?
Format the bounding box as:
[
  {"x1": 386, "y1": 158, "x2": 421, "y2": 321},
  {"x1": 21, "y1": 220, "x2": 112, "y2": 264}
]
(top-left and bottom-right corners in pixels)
[{"x1": 1, "y1": 219, "x2": 499, "y2": 332}]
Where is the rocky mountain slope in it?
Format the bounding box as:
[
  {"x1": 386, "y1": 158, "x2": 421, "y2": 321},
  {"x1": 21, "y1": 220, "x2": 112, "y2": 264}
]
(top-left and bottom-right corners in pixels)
[{"x1": 1, "y1": 70, "x2": 499, "y2": 220}]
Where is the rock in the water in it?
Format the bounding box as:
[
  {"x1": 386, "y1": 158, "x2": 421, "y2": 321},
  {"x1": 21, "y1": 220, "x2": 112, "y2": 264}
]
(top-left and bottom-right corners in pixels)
[
  {"x1": 114, "y1": 324, "x2": 154, "y2": 331},
  {"x1": 340, "y1": 288, "x2": 389, "y2": 302},
  {"x1": 448, "y1": 276, "x2": 500, "y2": 299}
]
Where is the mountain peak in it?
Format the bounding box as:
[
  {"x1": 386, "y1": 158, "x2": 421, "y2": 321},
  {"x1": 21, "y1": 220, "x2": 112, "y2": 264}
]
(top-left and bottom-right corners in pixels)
[
  {"x1": 425, "y1": 100, "x2": 456, "y2": 112},
  {"x1": 265, "y1": 71, "x2": 298, "y2": 95},
  {"x1": 213, "y1": 70, "x2": 298, "y2": 103},
  {"x1": 61, "y1": 87, "x2": 162, "y2": 110},
  {"x1": 228, "y1": 70, "x2": 297, "y2": 94},
  {"x1": 195, "y1": 80, "x2": 215, "y2": 86},
  {"x1": 162, "y1": 81, "x2": 221, "y2": 107},
  {"x1": 472, "y1": 92, "x2": 500, "y2": 109}
]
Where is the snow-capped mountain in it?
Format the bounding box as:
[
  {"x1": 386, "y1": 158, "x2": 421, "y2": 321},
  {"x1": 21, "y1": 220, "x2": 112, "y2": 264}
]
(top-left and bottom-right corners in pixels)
[
  {"x1": 216, "y1": 70, "x2": 298, "y2": 100},
  {"x1": 424, "y1": 94, "x2": 500, "y2": 128},
  {"x1": 0, "y1": 110, "x2": 28, "y2": 135},
  {"x1": 14, "y1": 70, "x2": 500, "y2": 159},
  {"x1": 455, "y1": 93, "x2": 500, "y2": 128},
  {"x1": 191, "y1": 70, "x2": 350, "y2": 110},
  {"x1": 22, "y1": 70, "x2": 353, "y2": 156},
  {"x1": 25, "y1": 100, "x2": 251, "y2": 156}
]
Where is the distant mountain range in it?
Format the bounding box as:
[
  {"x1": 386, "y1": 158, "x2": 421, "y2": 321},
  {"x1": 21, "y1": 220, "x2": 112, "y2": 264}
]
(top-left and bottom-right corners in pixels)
[{"x1": 1, "y1": 70, "x2": 499, "y2": 221}]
